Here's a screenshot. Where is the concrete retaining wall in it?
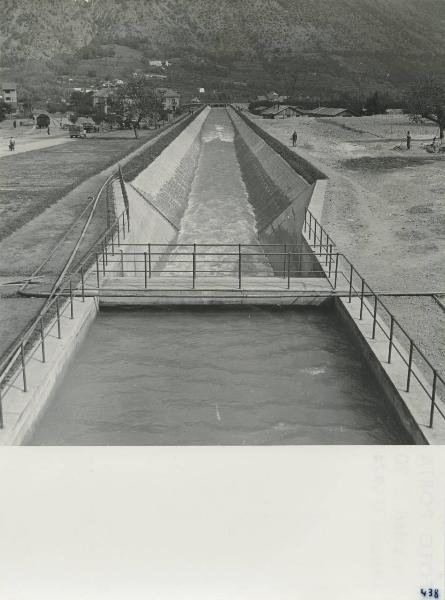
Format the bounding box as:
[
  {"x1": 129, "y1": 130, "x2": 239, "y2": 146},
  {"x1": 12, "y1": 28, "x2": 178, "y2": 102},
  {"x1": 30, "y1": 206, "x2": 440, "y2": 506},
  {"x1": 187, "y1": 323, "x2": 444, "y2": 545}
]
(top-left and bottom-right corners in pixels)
[
  {"x1": 1, "y1": 297, "x2": 98, "y2": 445},
  {"x1": 229, "y1": 108, "x2": 320, "y2": 277},
  {"x1": 127, "y1": 107, "x2": 210, "y2": 242}
]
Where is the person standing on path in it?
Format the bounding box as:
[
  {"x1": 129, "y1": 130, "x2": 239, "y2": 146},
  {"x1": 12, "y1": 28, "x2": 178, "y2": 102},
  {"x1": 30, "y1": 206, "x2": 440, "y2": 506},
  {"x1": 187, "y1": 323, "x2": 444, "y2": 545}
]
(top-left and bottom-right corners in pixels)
[
  {"x1": 47, "y1": 126, "x2": 50, "y2": 135},
  {"x1": 9, "y1": 137, "x2": 15, "y2": 151},
  {"x1": 291, "y1": 130, "x2": 298, "y2": 147},
  {"x1": 406, "y1": 130, "x2": 411, "y2": 150}
]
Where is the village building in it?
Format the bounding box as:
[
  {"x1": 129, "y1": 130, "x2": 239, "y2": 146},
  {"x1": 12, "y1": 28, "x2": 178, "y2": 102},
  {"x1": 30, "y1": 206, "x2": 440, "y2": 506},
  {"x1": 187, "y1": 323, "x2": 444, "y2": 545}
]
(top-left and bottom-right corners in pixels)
[
  {"x1": 156, "y1": 88, "x2": 181, "y2": 111},
  {"x1": 1, "y1": 82, "x2": 18, "y2": 109},
  {"x1": 305, "y1": 107, "x2": 356, "y2": 117},
  {"x1": 92, "y1": 89, "x2": 112, "y2": 114},
  {"x1": 260, "y1": 105, "x2": 303, "y2": 119}
]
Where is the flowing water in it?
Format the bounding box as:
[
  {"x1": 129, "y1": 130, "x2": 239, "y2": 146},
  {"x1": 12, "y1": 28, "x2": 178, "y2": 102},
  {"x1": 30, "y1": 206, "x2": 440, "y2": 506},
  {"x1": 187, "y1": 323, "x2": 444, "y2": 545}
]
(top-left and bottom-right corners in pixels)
[
  {"x1": 162, "y1": 109, "x2": 273, "y2": 278},
  {"x1": 28, "y1": 308, "x2": 411, "y2": 445}
]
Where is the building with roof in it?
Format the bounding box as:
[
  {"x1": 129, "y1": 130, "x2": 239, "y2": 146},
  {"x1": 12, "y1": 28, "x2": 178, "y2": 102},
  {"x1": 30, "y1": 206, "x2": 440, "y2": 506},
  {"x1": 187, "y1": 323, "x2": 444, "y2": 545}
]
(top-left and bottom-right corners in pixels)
[
  {"x1": 1, "y1": 82, "x2": 18, "y2": 109},
  {"x1": 260, "y1": 105, "x2": 303, "y2": 119},
  {"x1": 306, "y1": 107, "x2": 356, "y2": 117},
  {"x1": 156, "y1": 88, "x2": 181, "y2": 111},
  {"x1": 92, "y1": 89, "x2": 113, "y2": 114}
]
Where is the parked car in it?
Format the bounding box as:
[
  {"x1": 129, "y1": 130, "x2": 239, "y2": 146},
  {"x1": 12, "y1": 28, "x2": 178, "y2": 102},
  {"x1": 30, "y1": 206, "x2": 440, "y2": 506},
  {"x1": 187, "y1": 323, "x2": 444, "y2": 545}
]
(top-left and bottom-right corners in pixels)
[
  {"x1": 81, "y1": 122, "x2": 99, "y2": 133},
  {"x1": 68, "y1": 124, "x2": 86, "y2": 138}
]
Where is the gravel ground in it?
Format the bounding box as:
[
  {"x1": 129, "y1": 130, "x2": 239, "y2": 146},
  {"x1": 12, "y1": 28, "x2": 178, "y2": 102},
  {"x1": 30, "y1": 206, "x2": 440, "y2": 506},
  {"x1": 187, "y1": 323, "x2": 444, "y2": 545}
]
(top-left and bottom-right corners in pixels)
[{"x1": 255, "y1": 114, "x2": 445, "y2": 378}]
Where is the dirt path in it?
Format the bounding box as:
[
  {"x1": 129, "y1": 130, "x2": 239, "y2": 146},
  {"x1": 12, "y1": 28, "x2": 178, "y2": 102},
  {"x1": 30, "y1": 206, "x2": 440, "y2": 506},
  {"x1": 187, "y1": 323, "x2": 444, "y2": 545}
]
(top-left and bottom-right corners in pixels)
[{"x1": 255, "y1": 114, "x2": 445, "y2": 376}]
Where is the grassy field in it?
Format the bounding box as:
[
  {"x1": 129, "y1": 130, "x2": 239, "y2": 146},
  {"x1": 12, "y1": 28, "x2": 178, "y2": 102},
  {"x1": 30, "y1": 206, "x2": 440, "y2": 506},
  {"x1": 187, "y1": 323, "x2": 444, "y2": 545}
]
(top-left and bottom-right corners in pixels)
[{"x1": 0, "y1": 129, "x2": 164, "y2": 242}]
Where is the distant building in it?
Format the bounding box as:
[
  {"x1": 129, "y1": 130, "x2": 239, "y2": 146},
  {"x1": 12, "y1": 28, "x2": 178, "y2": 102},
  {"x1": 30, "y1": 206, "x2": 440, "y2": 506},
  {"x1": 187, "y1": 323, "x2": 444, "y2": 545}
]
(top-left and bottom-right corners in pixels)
[
  {"x1": 92, "y1": 89, "x2": 112, "y2": 114},
  {"x1": 149, "y1": 60, "x2": 163, "y2": 67},
  {"x1": 306, "y1": 107, "x2": 356, "y2": 117},
  {"x1": 260, "y1": 105, "x2": 303, "y2": 119},
  {"x1": 156, "y1": 88, "x2": 181, "y2": 111},
  {"x1": 1, "y1": 82, "x2": 18, "y2": 109}
]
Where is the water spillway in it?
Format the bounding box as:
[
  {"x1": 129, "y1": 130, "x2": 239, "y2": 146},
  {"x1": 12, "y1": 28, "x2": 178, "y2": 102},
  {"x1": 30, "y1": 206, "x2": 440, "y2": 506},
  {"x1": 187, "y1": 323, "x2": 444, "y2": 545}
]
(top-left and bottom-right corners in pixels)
[{"x1": 28, "y1": 308, "x2": 410, "y2": 445}]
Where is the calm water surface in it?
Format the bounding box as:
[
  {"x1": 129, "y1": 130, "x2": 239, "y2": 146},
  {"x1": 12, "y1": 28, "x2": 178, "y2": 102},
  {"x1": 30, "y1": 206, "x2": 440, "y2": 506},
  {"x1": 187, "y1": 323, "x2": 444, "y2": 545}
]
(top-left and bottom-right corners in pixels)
[{"x1": 29, "y1": 308, "x2": 411, "y2": 445}]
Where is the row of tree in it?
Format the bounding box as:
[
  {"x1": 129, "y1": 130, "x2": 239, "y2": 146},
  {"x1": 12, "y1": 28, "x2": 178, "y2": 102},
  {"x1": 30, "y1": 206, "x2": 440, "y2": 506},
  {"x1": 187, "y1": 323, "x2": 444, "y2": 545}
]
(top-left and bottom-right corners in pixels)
[{"x1": 65, "y1": 77, "x2": 170, "y2": 137}]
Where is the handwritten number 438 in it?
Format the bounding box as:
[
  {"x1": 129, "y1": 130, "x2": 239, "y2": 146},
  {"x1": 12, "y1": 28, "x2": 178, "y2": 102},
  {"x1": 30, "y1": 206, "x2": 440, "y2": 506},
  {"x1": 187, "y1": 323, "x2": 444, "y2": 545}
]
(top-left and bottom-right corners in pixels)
[{"x1": 420, "y1": 590, "x2": 439, "y2": 598}]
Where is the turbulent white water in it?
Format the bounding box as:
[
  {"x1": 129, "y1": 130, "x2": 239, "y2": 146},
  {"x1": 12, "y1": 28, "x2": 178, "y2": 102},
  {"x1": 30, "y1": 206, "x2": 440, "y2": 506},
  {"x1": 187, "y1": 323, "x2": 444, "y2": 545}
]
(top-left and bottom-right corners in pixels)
[
  {"x1": 29, "y1": 308, "x2": 411, "y2": 446},
  {"x1": 162, "y1": 108, "x2": 273, "y2": 278}
]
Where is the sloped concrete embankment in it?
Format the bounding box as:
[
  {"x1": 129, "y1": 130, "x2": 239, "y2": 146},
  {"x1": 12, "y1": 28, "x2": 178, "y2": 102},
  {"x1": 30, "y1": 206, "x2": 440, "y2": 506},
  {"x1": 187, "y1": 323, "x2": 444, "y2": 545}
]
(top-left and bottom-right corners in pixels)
[
  {"x1": 228, "y1": 108, "x2": 324, "y2": 277},
  {"x1": 117, "y1": 108, "x2": 211, "y2": 271}
]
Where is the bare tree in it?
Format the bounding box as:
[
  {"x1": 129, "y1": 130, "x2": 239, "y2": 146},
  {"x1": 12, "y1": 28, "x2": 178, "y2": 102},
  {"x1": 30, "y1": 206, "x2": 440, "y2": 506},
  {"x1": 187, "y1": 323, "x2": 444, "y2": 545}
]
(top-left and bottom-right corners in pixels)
[{"x1": 407, "y1": 76, "x2": 445, "y2": 139}]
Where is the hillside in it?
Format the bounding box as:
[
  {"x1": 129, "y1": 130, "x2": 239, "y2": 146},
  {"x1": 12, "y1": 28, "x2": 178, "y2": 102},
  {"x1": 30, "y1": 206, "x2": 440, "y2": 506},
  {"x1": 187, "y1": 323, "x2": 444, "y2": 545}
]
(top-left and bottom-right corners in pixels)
[{"x1": 1, "y1": 0, "x2": 445, "y2": 98}]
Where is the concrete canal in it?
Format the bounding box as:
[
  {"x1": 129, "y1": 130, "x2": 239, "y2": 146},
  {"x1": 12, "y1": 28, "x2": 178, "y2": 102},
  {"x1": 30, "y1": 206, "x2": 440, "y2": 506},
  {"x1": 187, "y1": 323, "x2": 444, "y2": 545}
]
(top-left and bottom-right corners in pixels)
[{"x1": 28, "y1": 308, "x2": 410, "y2": 445}]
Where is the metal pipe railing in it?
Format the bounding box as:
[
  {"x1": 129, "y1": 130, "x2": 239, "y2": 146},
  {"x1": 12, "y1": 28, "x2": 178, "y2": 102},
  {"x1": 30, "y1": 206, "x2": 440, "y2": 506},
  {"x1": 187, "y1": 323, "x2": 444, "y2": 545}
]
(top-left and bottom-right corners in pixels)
[{"x1": 303, "y1": 206, "x2": 445, "y2": 428}]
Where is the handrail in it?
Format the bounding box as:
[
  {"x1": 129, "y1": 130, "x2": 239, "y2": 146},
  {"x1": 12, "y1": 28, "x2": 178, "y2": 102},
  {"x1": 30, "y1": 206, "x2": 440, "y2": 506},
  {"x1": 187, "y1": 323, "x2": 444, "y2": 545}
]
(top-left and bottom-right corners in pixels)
[
  {"x1": 304, "y1": 206, "x2": 445, "y2": 427},
  {"x1": 0, "y1": 171, "x2": 125, "y2": 398}
]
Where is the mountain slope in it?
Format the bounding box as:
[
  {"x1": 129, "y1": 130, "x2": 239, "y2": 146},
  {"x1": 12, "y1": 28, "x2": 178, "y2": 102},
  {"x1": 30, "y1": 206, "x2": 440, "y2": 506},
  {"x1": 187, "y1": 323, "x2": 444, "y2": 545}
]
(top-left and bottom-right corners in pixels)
[{"x1": 1, "y1": 0, "x2": 445, "y2": 60}]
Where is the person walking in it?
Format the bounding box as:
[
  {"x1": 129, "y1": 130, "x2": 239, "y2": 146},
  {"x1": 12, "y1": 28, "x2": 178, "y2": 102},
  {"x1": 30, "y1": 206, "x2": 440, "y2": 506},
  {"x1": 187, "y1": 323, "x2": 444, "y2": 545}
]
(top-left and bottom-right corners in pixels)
[
  {"x1": 291, "y1": 130, "x2": 298, "y2": 147},
  {"x1": 406, "y1": 130, "x2": 412, "y2": 150},
  {"x1": 9, "y1": 137, "x2": 15, "y2": 151},
  {"x1": 47, "y1": 125, "x2": 50, "y2": 135}
]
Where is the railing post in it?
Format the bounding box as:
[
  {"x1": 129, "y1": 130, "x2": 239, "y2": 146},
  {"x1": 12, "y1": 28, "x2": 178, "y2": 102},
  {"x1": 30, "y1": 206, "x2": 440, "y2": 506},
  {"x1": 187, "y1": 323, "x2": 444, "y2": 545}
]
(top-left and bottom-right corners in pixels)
[
  {"x1": 21, "y1": 343, "x2": 27, "y2": 392},
  {"x1": 287, "y1": 252, "x2": 291, "y2": 289},
  {"x1": 111, "y1": 230, "x2": 115, "y2": 255},
  {"x1": 56, "y1": 296, "x2": 61, "y2": 339},
  {"x1": 120, "y1": 249, "x2": 124, "y2": 277},
  {"x1": 319, "y1": 229, "x2": 323, "y2": 256},
  {"x1": 40, "y1": 318, "x2": 46, "y2": 363},
  {"x1": 406, "y1": 341, "x2": 414, "y2": 392},
  {"x1": 81, "y1": 267, "x2": 85, "y2": 301},
  {"x1": 102, "y1": 250, "x2": 106, "y2": 276},
  {"x1": 359, "y1": 279, "x2": 365, "y2": 320},
  {"x1": 348, "y1": 264, "x2": 353, "y2": 302},
  {"x1": 372, "y1": 295, "x2": 378, "y2": 339},
  {"x1": 304, "y1": 208, "x2": 307, "y2": 232},
  {"x1": 144, "y1": 252, "x2": 148, "y2": 289},
  {"x1": 334, "y1": 253, "x2": 339, "y2": 288},
  {"x1": 314, "y1": 220, "x2": 317, "y2": 246},
  {"x1": 328, "y1": 244, "x2": 333, "y2": 276},
  {"x1": 309, "y1": 212, "x2": 312, "y2": 240},
  {"x1": 238, "y1": 244, "x2": 242, "y2": 289},
  {"x1": 103, "y1": 239, "x2": 107, "y2": 265},
  {"x1": 96, "y1": 253, "x2": 100, "y2": 288},
  {"x1": 429, "y1": 371, "x2": 437, "y2": 427},
  {"x1": 148, "y1": 244, "x2": 152, "y2": 278},
  {"x1": 283, "y1": 244, "x2": 287, "y2": 278},
  {"x1": 70, "y1": 280, "x2": 74, "y2": 319},
  {"x1": 388, "y1": 316, "x2": 394, "y2": 363},
  {"x1": 192, "y1": 247, "x2": 196, "y2": 289}
]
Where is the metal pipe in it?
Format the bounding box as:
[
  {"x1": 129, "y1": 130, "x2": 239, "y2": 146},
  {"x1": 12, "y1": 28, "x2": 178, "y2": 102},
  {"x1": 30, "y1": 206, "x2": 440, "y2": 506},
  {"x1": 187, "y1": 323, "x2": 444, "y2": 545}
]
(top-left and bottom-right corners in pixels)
[
  {"x1": 359, "y1": 279, "x2": 365, "y2": 319},
  {"x1": 56, "y1": 296, "x2": 61, "y2": 339},
  {"x1": 81, "y1": 268, "x2": 85, "y2": 302},
  {"x1": 238, "y1": 244, "x2": 242, "y2": 289},
  {"x1": 429, "y1": 371, "x2": 437, "y2": 427},
  {"x1": 96, "y1": 253, "x2": 100, "y2": 288},
  {"x1": 283, "y1": 244, "x2": 287, "y2": 278},
  {"x1": 144, "y1": 252, "x2": 147, "y2": 289},
  {"x1": 148, "y1": 244, "x2": 152, "y2": 278},
  {"x1": 21, "y1": 343, "x2": 27, "y2": 392},
  {"x1": 406, "y1": 341, "x2": 414, "y2": 392},
  {"x1": 287, "y1": 253, "x2": 291, "y2": 289},
  {"x1": 40, "y1": 318, "x2": 46, "y2": 363},
  {"x1": 192, "y1": 249, "x2": 196, "y2": 289},
  {"x1": 372, "y1": 295, "x2": 378, "y2": 339},
  {"x1": 348, "y1": 264, "x2": 353, "y2": 302},
  {"x1": 388, "y1": 316, "x2": 394, "y2": 363},
  {"x1": 334, "y1": 253, "x2": 339, "y2": 288},
  {"x1": 70, "y1": 280, "x2": 74, "y2": 319}
]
